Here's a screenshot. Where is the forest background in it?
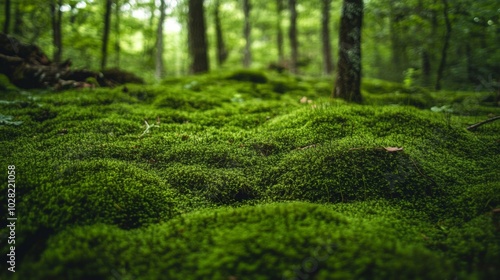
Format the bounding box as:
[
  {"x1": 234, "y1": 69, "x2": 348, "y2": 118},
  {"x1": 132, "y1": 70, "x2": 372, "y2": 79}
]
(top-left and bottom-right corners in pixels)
[{"x1": 2, "y1": 0, "x2": 499, "y2": 91}]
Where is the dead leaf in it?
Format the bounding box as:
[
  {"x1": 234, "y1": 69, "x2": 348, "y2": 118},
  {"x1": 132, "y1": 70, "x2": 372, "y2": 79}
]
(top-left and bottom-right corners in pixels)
[{"x1": 384, "y1": 147, "x2": 404, "y2": 152}]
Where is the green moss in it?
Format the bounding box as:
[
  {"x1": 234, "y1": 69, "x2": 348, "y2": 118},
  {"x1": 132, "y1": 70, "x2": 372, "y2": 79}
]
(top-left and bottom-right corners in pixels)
[
  {"x1": 362, "y1": 78, "x2": 428, "y2": 94},
  {"x1": 0, "y1": 72, "x2": 499, "y2": 279},
  {"x1": 227, "y1": 69, "x2": 268, "y2": 84},
  {"x1": 17, "y1": 202, "x2": 453, "y2": 280},
  {"x1": 0, "y1": 74, "x2": 18, "y2": 91}
]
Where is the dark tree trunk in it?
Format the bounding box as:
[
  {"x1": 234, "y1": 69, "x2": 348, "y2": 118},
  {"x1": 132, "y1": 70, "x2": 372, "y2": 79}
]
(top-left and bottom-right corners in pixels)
[
  {"x1": 333, "y1": 0, "x2": 363, "y2": 103},
  {"x1": 276, "y1": 0, "x2": 284, "y2": 62},
  {"x1": 435, "y1": 0, "x2": 451, "y2": 91},
  {"x1": 421, "y1": 49, "x2": 431, "y2": 86},
  {"x1": 155, "y1": 0, "x2": 166, "y2": 79},
  {"x1": 465, "y1": 44, "x2": 475, "y2": 83},
  {"x1": 288, "y1": 0, "x2": 298, "y2": 74},
  {"x1": 321, "y1": 0, "x2": 333, "y2": 75},
  {"x1": 242, "y1": 0, "x2": 252, "y2": 68},
  {"x1": 114, "y1": 0, "x2": 121, "y2": 67},
  {"x1": 389, "y1": 0, "x2": 407, "y2": 82},
  {"x1": 214, "y1": 0, "x2": 228, "y2": 67},
  {"x1": 101, "y1": 0, "x2": 113, "y2": 70},
  {"x1": 3, "y1": 0, "x2": 10, "y2": 34},
  {"x1": 188, "y1": 0, "x2": 209, "y2": 73},
  {"x1": 12, "y1": 1, "x2": 22, "y2": 36},
  {"x1": 50, "y1": 0, "x2": 63, "y2": 64}
]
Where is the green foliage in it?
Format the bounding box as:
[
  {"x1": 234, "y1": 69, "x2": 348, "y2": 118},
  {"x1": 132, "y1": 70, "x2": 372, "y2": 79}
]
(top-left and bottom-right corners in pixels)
[
  {"x1": 0, "y1": 114, "x2": 23, "y2": 126},
  {"x1": 0, "y1": 74, "x2": 18, "y2": 91}
]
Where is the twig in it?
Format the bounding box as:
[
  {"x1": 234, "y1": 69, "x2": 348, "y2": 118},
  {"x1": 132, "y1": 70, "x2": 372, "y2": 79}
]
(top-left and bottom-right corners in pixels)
[
  {"x1": 466, "y1": 116, "x2": 500, "y2": 131},
  {"x1": 139, "y1": 120, "x2": 159, "y2": 137}
]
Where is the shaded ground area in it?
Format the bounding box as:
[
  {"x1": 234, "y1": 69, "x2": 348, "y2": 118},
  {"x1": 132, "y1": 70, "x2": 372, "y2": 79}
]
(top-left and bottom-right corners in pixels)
[{"x1": 1, "y1": 70, "x2": 499, "y2": 279}]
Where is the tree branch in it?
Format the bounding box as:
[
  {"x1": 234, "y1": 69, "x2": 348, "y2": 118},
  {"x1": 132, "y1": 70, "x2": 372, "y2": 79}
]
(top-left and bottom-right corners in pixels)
[{"x1": 466, "y1": 116, "x2": 500, "y2": 131}]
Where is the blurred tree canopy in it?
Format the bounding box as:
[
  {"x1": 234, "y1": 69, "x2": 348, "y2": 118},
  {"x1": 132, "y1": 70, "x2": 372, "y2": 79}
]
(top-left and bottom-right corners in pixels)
[{"x1": 1, "y1": 0, "x2": 499, "y2": 89}]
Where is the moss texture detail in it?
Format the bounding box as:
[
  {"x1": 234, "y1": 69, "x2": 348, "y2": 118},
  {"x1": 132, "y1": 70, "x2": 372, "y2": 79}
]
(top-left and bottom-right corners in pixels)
[{"x1": 1, "y1": 71, "x2": 499, "y2": 279}]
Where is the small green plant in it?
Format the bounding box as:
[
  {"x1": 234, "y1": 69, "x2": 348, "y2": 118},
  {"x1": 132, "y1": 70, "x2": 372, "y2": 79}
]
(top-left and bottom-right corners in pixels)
[{"x1": 0, "y1": 114, "x2": 23, "y2": 126}]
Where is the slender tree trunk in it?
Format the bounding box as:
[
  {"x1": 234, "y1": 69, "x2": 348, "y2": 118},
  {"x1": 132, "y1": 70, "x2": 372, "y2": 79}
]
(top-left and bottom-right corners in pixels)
[
  {"x1": 288, "y1": 0, "x2": 298, "y2": 74},
  {"x1": 333, "y1": 0, "x2": 363, "y2": 103},
  {"x1": 321, "y1": 0, "x2": 333, "y2": 75},
  {"x1": 12, "y1": 0, "x2": 22, "y2": 36},
  {"x1": 435, "y1": 0, "x2": 451, "y2": 91},
  {"x1": 214, "y1": 0, "x2": 228, "y2": 67},
  {"x1": 142, "y1": 2, "x2": 156, "y2": 64},
  {"x1": 101, "y1": 0, "x2": 113, "y2": 70},
  {"x1": 50, "y1": 0, "x2": 63, "y2": 64},
  {"x1": 276, "y1": 0, "x2": 284, "y2": 62},
  {"x1": 465, "y1": 44, "x2": 475, "y2": 83},
  {"x1": 188, "y1": 0, "x2": 209, "y2": 73},
  {"x1": 3, "y1": 0, "x2": 11, "y2": 34},
  {"x1": 242, "y1": 0, "x2": 252, "y2": 68},
  {"x1": 114, "y1": 0, "x2": 121, "y2": 68},
  {"x1": 389, "y1": 0, "x2": 405, "y2": 81},
  {"x1": 421, "y1": 50, "x2": 431, "y2": 86},
  {"x1": 155, "y1": 0, "x2": 166, "y2": 79}
]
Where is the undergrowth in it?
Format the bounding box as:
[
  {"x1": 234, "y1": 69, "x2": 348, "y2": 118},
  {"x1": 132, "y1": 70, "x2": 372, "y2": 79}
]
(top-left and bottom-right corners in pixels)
[{"x1": 1, "y1": 70, "x2": 499, "y2": 279}]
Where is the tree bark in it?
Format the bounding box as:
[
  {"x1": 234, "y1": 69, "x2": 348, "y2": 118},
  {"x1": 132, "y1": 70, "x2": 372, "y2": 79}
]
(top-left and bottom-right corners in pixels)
[
  {"x1": 435, "y1": 0, "x2": 451, "y2": 91},
  {"x1": 114, "y1": 0, "x2": 121, "y2": 68},
  {"x1": 50, "y1": 0, "x2": 63, "y2": 64},
  {"x1": 101, "y1": 0, "x2": 113, "y2": 70},
  {"x1": 12, "y1": 0, "x2": 22, "y2": 36},
  {"x1": 276, "y1": 0, "x2": 284, "y2": 62},
  {"x1": 333, "y1": 0, "x2": 363, "y2": 103},
  {"x1": 242, "y1": 0, "x2": 252, "y2": 68},
  {"x1": 465, "y1": 44, "x2": 475, "y2": 83},
  {"x1": 388, "y1": 0, "x2": 407, "y2": 82},
  {"x1": 155, "y1": 0, "x2": 166, "y2": 79},
  {"x1": 321, "y1": 0, "x2": 333, "y2": 75},
  {"x1": 3, "y1": 0, "x2": 10, "y2": 34},
  {"x1": 421, "y1": 49, "x2": 431, "y2": 86},
  {"x1": 188, "y1": 0, "x2": 209, "y2": 73},
  {"x1": 288, "y1": 0, "x2": 298, "y2": 74},
  {"x1": 214, "y1": 0, "x2": 228, "y2": 67}
]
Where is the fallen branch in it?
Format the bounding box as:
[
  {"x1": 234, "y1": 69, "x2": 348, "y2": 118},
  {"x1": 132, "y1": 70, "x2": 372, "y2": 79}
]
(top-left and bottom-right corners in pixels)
[
  {"x1": 1, "y1": 33, "x2": 144, "y2": 89},
  {"x1": 466, "y1": 116, "x2": 500, "y2": 131}
]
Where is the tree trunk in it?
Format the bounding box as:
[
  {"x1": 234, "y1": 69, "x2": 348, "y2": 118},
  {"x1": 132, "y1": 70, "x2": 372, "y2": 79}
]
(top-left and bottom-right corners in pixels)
[
  {"x1": 3, "y1": 0, "x2": 10, "y2": 34},
  {"x1": 114, "y1": 0, "x2": 121, "y2": 68},
  {"x1": 214, "y1": 0, "x2": 228, "y2": 67},
  {"x1": 101, "y1": 0, "x2": 112, "y2": 70},
  {"x1": 155, "y1": 0, "x2": 166, "y2": 79},
  {"x1": 435, "y1": 0, "x2": 451, "y2": 91},
  {"x1": 12, "y1": 0, "x2": 22, "y2": 36},
  {"x1": 188, "y1": 0, "x2": 209, "y2": 73},
  {"x1": 276, "y1": 0, "x2": 284, "y2": 62},
  {"x1": 389, "y1": 0, "x2": 406, "y2": 82},
  {"x1": 333, "y1": 0, "x2": 363, "y2": 103},
  {"x1": 421, "y1": 49, "x2": 431, "y2": 86},
  {"x1": 321, "y1": 0, "x2": 333, "y2": 75},
  {"x1": 288, "y1": 0, "x2": 298, "y2": 74},
  {"x1": 242, "y1": 0, "x2": 252, "y2": 68},
  {"x1": 50, "y1": 0, "x2": 63, "y2": 64},
  {"x1": 465, "y1": 44, "x2": 475, "y2": 83}
]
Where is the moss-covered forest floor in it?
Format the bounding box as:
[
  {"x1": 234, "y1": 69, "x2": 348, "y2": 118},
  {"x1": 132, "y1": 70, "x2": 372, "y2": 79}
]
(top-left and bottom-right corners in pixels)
[{"x1": 1, "y1": 71, "x2": 499, "y2": 279}]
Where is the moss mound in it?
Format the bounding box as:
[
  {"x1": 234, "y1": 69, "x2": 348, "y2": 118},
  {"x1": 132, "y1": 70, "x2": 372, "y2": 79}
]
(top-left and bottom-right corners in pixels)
[
  {"x1": 227, "y1": 69, "x2": 268, "y2": 84},
  {"x1": 17, "y1": 202, "x2": 454, "y2": 280},
  {"x1": 1, "y1": 71, "x2": 499, "y2": 279}
]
